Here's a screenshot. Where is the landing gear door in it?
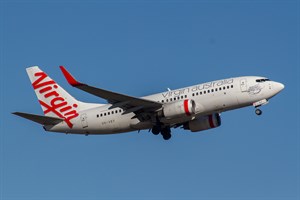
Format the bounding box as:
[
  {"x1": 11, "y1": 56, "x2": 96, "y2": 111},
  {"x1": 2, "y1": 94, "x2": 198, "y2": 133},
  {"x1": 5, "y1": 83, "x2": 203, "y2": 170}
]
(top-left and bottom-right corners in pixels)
[
  {"x1": 240, "y1": 79, "x2": 248, "y2": 92},
  {"x1": 80, "y1": 113, "x2": 88, "y2": 128}
]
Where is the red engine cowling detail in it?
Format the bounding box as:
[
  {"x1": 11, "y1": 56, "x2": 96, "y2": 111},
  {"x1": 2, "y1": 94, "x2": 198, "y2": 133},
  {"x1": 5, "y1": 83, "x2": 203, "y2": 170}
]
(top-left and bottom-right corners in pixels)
[
  {"x1": 184, "y1": 113, "x2": 221, "y2": 132},
  {"x1": 163, "y1": 99, "x2": 196, "y2": 119}
]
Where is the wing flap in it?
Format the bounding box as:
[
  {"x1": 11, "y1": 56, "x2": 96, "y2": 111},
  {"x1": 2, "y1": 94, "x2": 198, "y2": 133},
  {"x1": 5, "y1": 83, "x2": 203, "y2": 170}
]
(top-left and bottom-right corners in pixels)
[{"x1": 13, "y1": 112, "x2": 64, "y2": 125}]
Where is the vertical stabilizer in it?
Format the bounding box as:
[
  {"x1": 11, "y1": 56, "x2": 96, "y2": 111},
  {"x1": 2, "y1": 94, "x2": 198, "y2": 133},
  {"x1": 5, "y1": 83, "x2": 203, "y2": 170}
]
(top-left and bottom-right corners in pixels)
[{"x1": 26, "y1": 66, "x2": 80, "y2": 128}]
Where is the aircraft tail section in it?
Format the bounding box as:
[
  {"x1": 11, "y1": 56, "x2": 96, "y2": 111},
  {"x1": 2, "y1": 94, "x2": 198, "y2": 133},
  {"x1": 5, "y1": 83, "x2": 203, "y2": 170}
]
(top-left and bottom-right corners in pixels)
[{"x1": 26, "y1": 66, "x2": 80, "y2": 128}]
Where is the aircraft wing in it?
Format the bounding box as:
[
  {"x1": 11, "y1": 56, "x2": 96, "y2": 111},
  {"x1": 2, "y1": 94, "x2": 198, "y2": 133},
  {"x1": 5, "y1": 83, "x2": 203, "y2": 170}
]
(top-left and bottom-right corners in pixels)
[{"x1": 60, "y1": 66, "x2": 162, "y2": 110}]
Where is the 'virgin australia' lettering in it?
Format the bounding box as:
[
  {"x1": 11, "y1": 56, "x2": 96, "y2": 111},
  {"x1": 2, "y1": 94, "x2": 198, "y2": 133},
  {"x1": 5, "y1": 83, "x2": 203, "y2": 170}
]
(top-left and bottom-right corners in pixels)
[{"x1": 162, "y1": 79, "x2": 234, "y2": 98}]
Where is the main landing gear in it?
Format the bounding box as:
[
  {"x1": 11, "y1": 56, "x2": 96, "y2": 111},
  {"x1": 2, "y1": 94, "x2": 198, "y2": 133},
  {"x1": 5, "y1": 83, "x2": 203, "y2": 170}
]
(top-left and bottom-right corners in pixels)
[
  {"x1": 161, "y1": 127, "x2": 171, "y2": 140},
  {"x1": 151, "y1": 126, "x2": 160, "y2": 135},
  {"x1": 151, "y1": 126, "x2": 172, "y2": 140}
]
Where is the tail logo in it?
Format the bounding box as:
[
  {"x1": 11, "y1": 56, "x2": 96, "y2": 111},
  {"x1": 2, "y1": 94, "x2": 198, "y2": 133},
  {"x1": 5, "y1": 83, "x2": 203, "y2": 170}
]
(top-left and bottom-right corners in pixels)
[{"x1": 32, "y1": 71, "x2": 79, "y2": 128}]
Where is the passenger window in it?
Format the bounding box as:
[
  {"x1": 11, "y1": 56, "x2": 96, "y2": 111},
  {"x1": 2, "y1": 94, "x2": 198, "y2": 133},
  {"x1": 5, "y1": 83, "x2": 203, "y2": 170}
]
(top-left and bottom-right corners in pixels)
[
  {"x1": 181, "y1": 96, "x2": 183, "y2": 99},
  {"x1": 170, "y1": 98, "x2": 172, "y2": 101},
  {"x1": 166, "y1": 99, "x2": 168, "y2": 102},
  {"x1": 196, "y1": 92, "x2": 198, "y2": 95},
  {"x1": 219, "y1": 87, "x2": 222, "y2": 90},
  {"x1": 185, "y1": 95, "x2": 187, "y2": 98},
  {"x1": 215, "y1": 88, "x2": 218, "y2": 91},
  {"x1": 211, "y1": 89, "x2": 214, "y2": 92},
  {"x1": 192, "y1": 93, "x2": 195, "y2": 96},
  {"x1": 97, "y1": 114, "x2": 99, "y2": 118},
  {"x1": 100, "y1": 114, "x2": 103, "y2": 117},
  {"x1": 204, "y1": 91, "x2": 206, "y2": 94},
  {"x1": 174, "y1": 97, "x2": 176, "y2": 101},
  {"x1": 119, "y1": 109, "x2": 122, "y2": 113},
  {"x1": 207, "y1": 90, "x2": 210, "y2": 93},
  {"x1": 112, "y1": 111, "x2": 114, "y2": 114},
  {"x1": 223, "y1": 86, "x2": 226, "y2": 90},
  {"x1": 162, "y1": 100, "x2": 164, "y2": 103},
  {"x1": 227, "y1": 86, "x2": 229, "y2": 89},
  {"x1": 231, "y1": 85, "x2": 233, "y2": 88},
  {"x1": 177, "y1": 97, "x2": 180, "y2": 100},
  {"x1": 104, "y1": 113, "x2": 106, "y2": 116},
  {"x1": 200, "y1": 92, "x2": 202, "y2": 95},
  {"x1": 108, "y1": 112, "x2": 110, "y2": 115}
]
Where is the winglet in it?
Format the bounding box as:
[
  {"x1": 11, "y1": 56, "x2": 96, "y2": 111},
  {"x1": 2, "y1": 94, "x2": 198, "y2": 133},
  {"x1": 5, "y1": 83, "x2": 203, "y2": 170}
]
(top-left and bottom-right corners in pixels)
[{"x1": 59, "y1": 66, "x2": 82, "y2": 86}]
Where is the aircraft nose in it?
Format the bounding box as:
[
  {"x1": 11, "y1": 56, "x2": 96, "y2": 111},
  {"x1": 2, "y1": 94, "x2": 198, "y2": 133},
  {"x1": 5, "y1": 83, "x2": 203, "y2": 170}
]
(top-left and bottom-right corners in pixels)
[{"x1": 274, "y1": 82, "x2": 285, "y2": 93}]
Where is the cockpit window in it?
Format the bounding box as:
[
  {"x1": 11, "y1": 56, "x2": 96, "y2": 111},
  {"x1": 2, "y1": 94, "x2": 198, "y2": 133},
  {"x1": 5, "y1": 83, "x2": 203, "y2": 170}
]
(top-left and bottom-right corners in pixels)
[{"x1": 256, "y1": 78, "x2": 270, "y2": 83}]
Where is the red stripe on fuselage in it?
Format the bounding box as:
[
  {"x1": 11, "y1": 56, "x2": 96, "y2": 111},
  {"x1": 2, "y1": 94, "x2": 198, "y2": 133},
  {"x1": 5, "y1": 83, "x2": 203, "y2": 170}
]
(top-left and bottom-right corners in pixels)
[{"x1": 184, "y1": 100, "x2": 191, "y2": 116}]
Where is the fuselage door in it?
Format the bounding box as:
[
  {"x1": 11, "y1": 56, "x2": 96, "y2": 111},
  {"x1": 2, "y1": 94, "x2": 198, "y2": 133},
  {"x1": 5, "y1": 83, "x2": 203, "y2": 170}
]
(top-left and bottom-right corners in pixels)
[
  {"x1": 80, "y1": 113, "x2": 88, "y2": 128},
  {"x1": 240, "y1": 79, "x2": 248, "y2": 92}
]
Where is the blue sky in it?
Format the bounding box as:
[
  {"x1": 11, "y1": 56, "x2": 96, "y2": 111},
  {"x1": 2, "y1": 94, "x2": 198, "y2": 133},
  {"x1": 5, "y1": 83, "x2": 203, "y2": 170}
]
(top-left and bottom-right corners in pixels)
[{"x1": 1, "y1": 0, "x2": 299, "y2": 200}]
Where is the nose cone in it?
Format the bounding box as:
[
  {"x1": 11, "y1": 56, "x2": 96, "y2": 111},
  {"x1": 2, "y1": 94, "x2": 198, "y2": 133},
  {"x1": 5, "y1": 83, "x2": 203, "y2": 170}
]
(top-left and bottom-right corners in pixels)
[{"x1": 274, "y1": 82, "x2": 285, "y2": 93}]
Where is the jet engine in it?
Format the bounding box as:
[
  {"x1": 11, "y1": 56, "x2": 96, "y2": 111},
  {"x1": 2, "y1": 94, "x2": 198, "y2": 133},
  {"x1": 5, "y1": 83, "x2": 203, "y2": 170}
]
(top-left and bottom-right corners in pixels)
[
  {"x1": 163, "y1": 99, "x2": 196, "y2": 119},
  {"x1": 183, "y1": 113, "x2": 221, "y2": 132}
]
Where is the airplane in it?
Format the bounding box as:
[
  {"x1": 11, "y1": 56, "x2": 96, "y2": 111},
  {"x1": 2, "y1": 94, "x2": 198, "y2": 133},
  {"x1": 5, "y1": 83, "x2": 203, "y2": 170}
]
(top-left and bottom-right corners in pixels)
[{"x1": 13, "y1": 66, "x2": 285, "y2": 140}]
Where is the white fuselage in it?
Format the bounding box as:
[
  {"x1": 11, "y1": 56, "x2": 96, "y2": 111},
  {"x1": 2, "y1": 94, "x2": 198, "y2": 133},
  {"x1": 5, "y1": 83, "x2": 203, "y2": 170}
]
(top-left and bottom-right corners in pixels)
[{"x1": 45, "y1": 76, "x2": 284, "y2": 135}]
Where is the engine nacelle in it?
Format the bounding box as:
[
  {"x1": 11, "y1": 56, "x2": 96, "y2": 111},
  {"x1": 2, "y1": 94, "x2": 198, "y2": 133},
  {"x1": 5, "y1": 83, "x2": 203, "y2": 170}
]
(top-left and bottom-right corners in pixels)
[
  {"x1": 163, "y1": 99, "x2": 196, "y2": 119},
  {"x1": 184, "y1": 113, "x2": 221, "y2": 132}
]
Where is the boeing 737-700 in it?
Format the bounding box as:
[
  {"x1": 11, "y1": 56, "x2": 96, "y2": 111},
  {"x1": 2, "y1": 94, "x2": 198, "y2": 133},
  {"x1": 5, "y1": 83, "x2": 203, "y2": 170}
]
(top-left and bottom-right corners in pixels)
[{"x1": 13, "y1": 66, "x2": 284, "y2": 140}]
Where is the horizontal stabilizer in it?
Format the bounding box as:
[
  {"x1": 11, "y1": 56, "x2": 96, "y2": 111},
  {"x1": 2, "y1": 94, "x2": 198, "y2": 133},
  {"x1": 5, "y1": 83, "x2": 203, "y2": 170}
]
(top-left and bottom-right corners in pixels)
[{"x1": 13, "y1": 112, "x2": 64, "y2": 125}]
